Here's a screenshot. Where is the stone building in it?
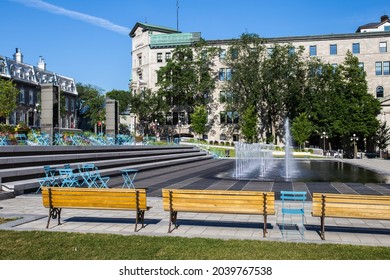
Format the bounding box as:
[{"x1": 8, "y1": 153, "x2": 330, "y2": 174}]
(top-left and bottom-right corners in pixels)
[
  {"x1": 129, "y1": 16, "x2": 390, "y2": 143},
  {"x1": 0, "y1": 48, "x2": 78, "y2": 131}
]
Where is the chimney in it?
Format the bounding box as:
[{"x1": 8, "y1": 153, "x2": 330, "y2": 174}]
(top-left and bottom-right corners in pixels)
[
  {"x1": 37, "y1": 56, "x2": 46, "y2": 71},
  {"x1": 13, "y1": 48, "x2": 23, "y2": 63},
  {"x1": 381, "y1": 15, "x2": 389, "y2": 22}
]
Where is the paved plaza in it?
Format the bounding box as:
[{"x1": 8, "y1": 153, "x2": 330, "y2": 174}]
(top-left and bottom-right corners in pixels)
[{"x1": 1, "y1": 158, "x2": 390, "y2": 246}]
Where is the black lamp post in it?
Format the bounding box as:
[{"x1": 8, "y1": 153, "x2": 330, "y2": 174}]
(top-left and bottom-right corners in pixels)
[
  {"x1": 351, "y1": 134, "x2": 359, "y2": 159},
  {"x1": 320, "y1": 131, "x2": 328, "y2": 156}
]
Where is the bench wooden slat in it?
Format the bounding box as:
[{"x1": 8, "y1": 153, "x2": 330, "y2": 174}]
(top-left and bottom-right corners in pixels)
[
  {"x1": 162, "y1": 193, "x2": 273, "y2": 201},
  {"x1": 42, "y1": 196, "x2": 148, "y2": 209},
  {"x1": 311, "y1": 192, "x2": 390, "y2": 240},
  {"x1": 162, "y1": 189, "x2": 275, "y2": 237},
  {"x1": 41, "y1": 187, "x2": 150, "y2": 231}
]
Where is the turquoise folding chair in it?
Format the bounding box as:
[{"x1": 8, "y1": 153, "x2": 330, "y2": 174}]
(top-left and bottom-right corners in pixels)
[
  {"x1": 36, "y1": 166, "x2": 58, "y2": 193},
  {"x1": 0, "y1": 136, "x2": 8, "y2": 146},
  {"x1": 82, "y1": 164, "x2": 109, "y2": 188},
  {"x1": 281, "y1": 191, "x2": 307, "y2": 238},
  {"x1": 58, "y1": 168, "x2": 79, "y2": 187},
  {"x1": 78, "y1": 164, "x2": 98, "y2": 188},
  {"x1": 93, "y1": 171, "x2": 110, "y2": 188}
]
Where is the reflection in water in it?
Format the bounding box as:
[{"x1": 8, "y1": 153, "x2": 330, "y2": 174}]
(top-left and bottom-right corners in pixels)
[{"x1": 222, "y1": 159, "x2": 390, "y2": 183}]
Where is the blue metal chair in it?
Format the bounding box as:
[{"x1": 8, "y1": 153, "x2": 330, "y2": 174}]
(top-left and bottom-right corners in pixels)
[
  {"x1": 36, "y1": 166, "x2": 58, "y2": 193},
  {"x1": 280, "y1": 191, "x2": 307, "y2": 238},
  {"x1": 78, "y1": 164, "x2": 98, "y2": 188},
  {"x1": 0, "y1": 135, "x2": 8, "y2": 146},
  {"x1": 58, "y1": 168, "x2": 79, "y2": 187}
]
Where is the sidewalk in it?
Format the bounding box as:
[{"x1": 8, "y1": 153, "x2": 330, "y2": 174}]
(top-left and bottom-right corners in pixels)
[{"x1": 1, "y1": 193, "x2": 390, "y2": 247}]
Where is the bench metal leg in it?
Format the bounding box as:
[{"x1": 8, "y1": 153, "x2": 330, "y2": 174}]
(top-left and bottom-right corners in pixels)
[
  {"x1": 168, "y1": 211, "x2": 177, "y2": 233},
  {"x1": 320, "y1": 216, "x2": 325, "y2": 240},
  {"x1": 47, "y1": 207, "x2": 61, "y2": 228},
  {"x1": 134, "y1": 210, "x2": 145, "y2": 232}
]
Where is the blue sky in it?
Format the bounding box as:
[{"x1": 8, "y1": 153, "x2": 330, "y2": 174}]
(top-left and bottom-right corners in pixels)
[{"x1": 1, "y1": 0, "x2": 389, "y2": 92}]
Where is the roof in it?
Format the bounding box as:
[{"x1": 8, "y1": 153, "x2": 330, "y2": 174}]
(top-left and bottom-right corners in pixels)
[
  {"x1": 356, "y1": 15, "x2": 390, "y2": 32},
  {"x1": 130, "y1": 22, "x2": 180, "y2": 37},
  {"x1": 205, "y1": 30, "x2": 390, "y2": 46},
  {"x1": 0, "y1": 55, "x2": 77, "y2": 95}
]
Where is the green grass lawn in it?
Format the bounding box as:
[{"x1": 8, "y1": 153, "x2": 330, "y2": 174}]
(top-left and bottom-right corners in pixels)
[{"x1": 0, "y1": 230, "x2": 389, "y2": 260}]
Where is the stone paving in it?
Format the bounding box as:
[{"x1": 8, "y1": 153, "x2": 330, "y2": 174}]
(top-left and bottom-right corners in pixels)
[{"x1": 1, "y1": 158, "x2": 390, "y2": 246}]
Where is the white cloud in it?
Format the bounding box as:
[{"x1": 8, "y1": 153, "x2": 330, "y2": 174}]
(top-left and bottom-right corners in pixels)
[{"x1": 11, "y1": 0, "x2": 130, "y2": 35}]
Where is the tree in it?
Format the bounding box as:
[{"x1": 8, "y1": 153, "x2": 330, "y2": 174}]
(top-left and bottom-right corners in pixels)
[
  {"x1": 302, "y1": 52, "x2": 380, "y2": 152},
  {"x1": 190, "y1": 105, "x2": 208, "y2": 139},
  {"x1": 375, "y1": 121, "x2": 390, "y2": 158},
  {"x1": 291, "y1": 113, "x2": 314, "y2": 151},
  {"x1": 0, "y1": 79, "x2": 18, "y2": 124},
  {"x1": 224, "y1": 34, "x2": 308, "y2": 144},
  {"x1": 240, "y1": 105, "x2": 257, "y2": 143},
  {"x1": 106, "y1": 89, "x2": 131, "y2": 114},
  {"x1": 156, "y1": 40, "x2": 218, "y2": 114},
  {"x1": 129, "y1": 88, "x2": 168, "y2": 135},
  {"x1": 223, "y1": 33, "x2": 265, "y2": 138},
  {"x1": 76, "y1": 83, "x2": 106, "y2": 132}
]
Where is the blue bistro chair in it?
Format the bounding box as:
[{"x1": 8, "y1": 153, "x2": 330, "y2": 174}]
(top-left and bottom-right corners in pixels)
[
  {"x1": 58, "y1": 168, "x2": 79, "y2": 188},
  {"x1": 280, "y1": 191, "x2": 307, "y2": 238}
]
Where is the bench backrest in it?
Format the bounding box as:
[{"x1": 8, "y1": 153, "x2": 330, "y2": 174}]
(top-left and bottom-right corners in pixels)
[
  {"x1": 42, "y1": 187, "x2": 148, "y2": 211},
  {"x1": 162, "y1": 189, "x2": 275, "y2": 215},
  {"x1": 312, "y1": 193, "x2": 390, "y2": 220}
]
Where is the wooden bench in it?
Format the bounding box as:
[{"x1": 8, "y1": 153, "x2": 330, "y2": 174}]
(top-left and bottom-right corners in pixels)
[
  {"x1": 41, "y1": 187, "x2": 151, "y2": 231},
  {"x1": 162, "y1": 189, "x2": 275, "y2": 237},
  {"x1": 312, "y1": 193, "x2": 390, "y2": 240}
]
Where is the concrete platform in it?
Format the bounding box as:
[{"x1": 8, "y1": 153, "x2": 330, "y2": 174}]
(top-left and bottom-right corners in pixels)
[{"x1": 1, "y1": 158, "x2": 390, "y2": 246}]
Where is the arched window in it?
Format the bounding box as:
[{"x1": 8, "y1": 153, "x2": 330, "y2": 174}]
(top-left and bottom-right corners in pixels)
[{"x1": 376, "y1": 86, "x2": 384, "y2": 98}]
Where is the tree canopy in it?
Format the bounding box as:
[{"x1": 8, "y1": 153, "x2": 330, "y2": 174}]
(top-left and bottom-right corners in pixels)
[{"x1": 0, "y1": 79, "x2": 18, "y2": 124}]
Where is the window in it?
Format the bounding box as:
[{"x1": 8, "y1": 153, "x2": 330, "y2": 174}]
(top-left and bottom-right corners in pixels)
[
  {"x1": 376, "y1": 86, "x2": 384, "y2": 98},
  {"x1": 219, "y1": 49, "x2": 226, "y2": 60},
  {"x1": 267, "y1": 48, "x2": 274, "y2": 57},
  {"x1": 330, "y1": 44, "x2": 337, "y2": 55},
  {"x1": 309, "y1": 45, "x2": 317, "y2": 56},
  {"x1": 137, "y1": 54, "x2": 142, "y2": 66},
  {"x1": 288, "y1": 47, "x2": 295, "y2": 55},
  {"x1": 231, "y1": 48, "x2": 238, "y2": 59},
  {"x1": 352, "y1": 43, "x2": 360, "y2": 54},
  {"x1": 65, "y1": 97, "x2": 69, "y2": 111},
  {"x1": 358, "y1": 62, "x2": 364, "y2": 70},
  {"x1": 29, "y1": 89, "x2": 34, "y2": 105},
  {"x1": 219, "y1": 68, "x2": 232, "y2": 81},
  {"x1": 376, "y1": 62, "x2": 383, "y2": 75},
  {"x1": 157, "y1": 53, "x2": 162, "y2": 63},
  {"x1": 384, "y1": 61, "x2": 390, "y2": 75},
  {"x1": 0, "y1": 59, "x2": 5, "y2": 74},
  {"x1": 19, "y1": 111, "x2": 25, "y2": 123},
  {"x1": 219, "y1": 91, "x2": 226, "y2": 103},
  {"x1": 19, "y1": 88, "x2": 25, "y2": 104},
  {"x1": 331, "y1": 63, "x2": 338, "y2": 73},
  {"x1": 220, "y1": 110, "x2": 239, "y2": 124},
  {"x1": 385, "y1": 26, "x2": 390, "y2": 31},
  {"x1": 220, "y1": 111, "x2": 227, "y2": 124},
  {"x1": 70, "y1": 99, "x2": 75, "y2": 112},
  {"x1": 380, "y1": 42, "x2": 387, "y2": 53},
  {"x1": 220, "y1": 134, "x2": 227, "y2": 141},
  {"x1": 165, "y1": 52, "x2": 171, "y2": 60}
]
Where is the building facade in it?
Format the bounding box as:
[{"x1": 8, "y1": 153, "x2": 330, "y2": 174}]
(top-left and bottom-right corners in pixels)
[
  {"x1": 129, "y1": 16, "x2": 390, "y2": 143},
  {"x1": 0, "y1": 48, "x2": 78, "y2": 129}
]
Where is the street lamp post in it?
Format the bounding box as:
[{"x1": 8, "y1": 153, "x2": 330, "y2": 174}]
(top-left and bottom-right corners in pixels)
[
  {"x1": 320, "y1": 131, "x2": 328, "y2": 156},
  {"x1": 351, "y1": 133, "x2": 359, "y2": 159},
  {"x1": 177, "y1": 120, "x2": 182, "y2": 143}
]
